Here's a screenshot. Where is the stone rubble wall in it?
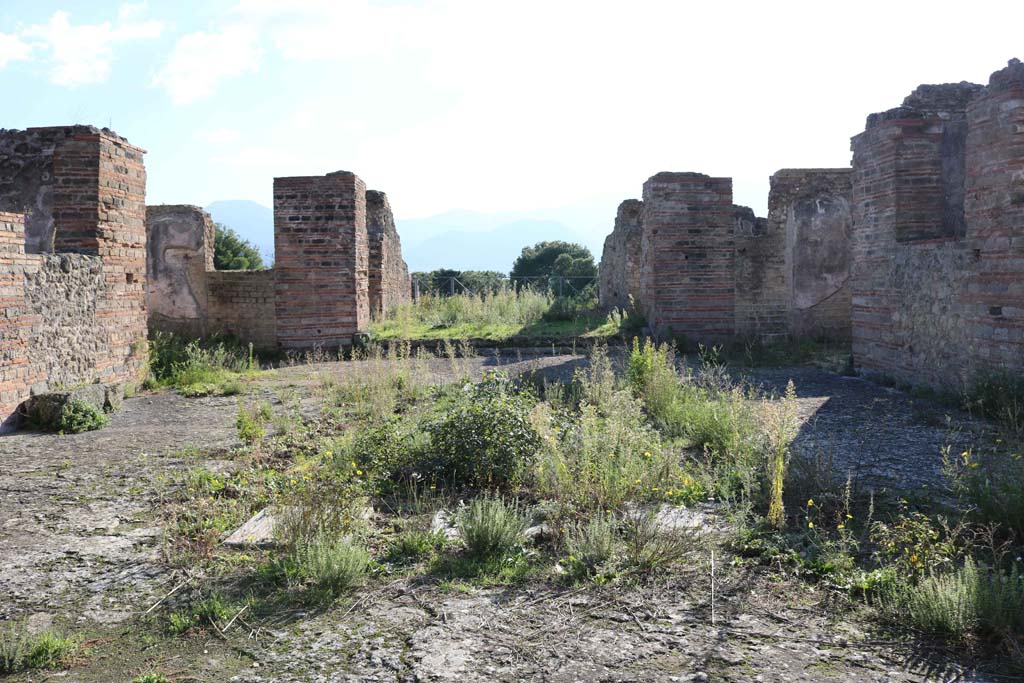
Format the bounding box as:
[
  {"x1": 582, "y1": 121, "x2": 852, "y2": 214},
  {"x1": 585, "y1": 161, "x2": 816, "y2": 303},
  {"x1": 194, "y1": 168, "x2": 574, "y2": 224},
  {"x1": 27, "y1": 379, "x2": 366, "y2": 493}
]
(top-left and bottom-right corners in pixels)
[
  {"x1": 274, "y1": 171, "x2": 369, "y2": 350},
  {"x1": 366, "y1": 190, "x2": 411, "y2": 317},
  {"x1": 0, "y1": 127, "x2": 148, "y2": 429},
  {"x1": 599, "y1": 199, "x2": 643, "y2": 312},
  {"x1": 851, "y1": 60, "x2": 1024, "y2": 391}
]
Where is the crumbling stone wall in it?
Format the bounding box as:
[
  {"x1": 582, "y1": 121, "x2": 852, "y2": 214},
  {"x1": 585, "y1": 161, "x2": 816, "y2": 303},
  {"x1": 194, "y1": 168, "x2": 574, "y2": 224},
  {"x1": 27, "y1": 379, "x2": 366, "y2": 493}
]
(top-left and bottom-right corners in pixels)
[
  {"x1": 769, "y1": 169, "x2": 853, "y2": 339},
  {"x1": 640, "y1": 173, "x2": 736, "y2": 342},
  {"x1": 366, "y1": 190, "x2": 411, "y2": 317},
  {"x1": 0, "y1": 127, "x2": 147, "y2": 428},
  {"x1": 599, "y1": 199, "x2": 643, "y2": 311},
  {"x1": 734, "y1": 203, "x2": 788, "y2": 340},
  {"x1": 274, "y1": 171, "x2": 369, "y2": 349},
  {"x1": 851, "y1": 60, "x2": 1024, "y2": 390}
]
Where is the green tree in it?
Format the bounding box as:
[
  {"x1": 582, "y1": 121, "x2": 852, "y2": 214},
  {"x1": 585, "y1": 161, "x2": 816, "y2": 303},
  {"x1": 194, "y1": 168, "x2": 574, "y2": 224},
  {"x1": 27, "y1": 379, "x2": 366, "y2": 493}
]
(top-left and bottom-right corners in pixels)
[
  {"x1": 510, "y1": 241, "x2": 596, "y2": 288},
  {"x1": 213, "y1": 223, "x2": 265, "y2": 270}
]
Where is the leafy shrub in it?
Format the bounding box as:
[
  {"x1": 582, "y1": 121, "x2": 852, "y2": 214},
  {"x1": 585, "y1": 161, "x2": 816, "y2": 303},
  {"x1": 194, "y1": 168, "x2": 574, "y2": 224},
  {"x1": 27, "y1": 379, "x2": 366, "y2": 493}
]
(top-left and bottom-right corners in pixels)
[
  {"x1": 426, "y1": 376, "x2": 541, "y2": 491},
  {"x1": 870, "y1": 505, "x2": 966, "y2": 578},
  {"x1": 345, "y1": 417, "x2": 427, "y2": 487},
  {"x1": 458, "y1": 496, "x2": 527, "y2": 559},
  {"x1": 565, "y1": 513, "x2": 616, "y2": 579},
  {"x1": 0, "y1": 626, "x2": 77, "y2": 674},
  {"x1": 56, "y1": 399, "x2": 108, "y2": 434},
  {"x1": 236, "y1": 400, "x2": 271, "y2": 445},
  {"x1": 293, "y1": 534, "x2": 370, "y2": 598}
]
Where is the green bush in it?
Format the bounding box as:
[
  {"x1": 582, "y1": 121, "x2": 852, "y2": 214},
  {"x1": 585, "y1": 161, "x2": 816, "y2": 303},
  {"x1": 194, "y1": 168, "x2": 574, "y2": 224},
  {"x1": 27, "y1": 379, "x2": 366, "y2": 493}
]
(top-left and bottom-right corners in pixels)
[
  {"x1": 425, "y1": 376, "x2": 541, "y2": 491},
  {"x1": 294, "y1": 534, "x2": 370, "y2": 598},
  {"x1": 345, "y1": 417, "x2": 427, "y2": 486},
  {"x1": 458, "y1": 496, "x2": 527, "y2": 559},
  {"x1": 134, "y1": 673, "x2": 172, "y2": 683},
  {"x1": 945, "y1": 446, "x2": 1024, "y2": 544},
  {"x1": 56, "y1": 399, "x2": 109, "y2": 434}
]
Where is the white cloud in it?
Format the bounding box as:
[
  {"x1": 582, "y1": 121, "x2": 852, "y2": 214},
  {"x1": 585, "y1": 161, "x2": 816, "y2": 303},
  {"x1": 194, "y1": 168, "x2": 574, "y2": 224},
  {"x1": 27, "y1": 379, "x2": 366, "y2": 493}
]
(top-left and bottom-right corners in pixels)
[
  {"x1": 0, "y1": 33, "x2": 31, "y2": 68},
  {"x1": 152, "y1": 25, "x2": 262, "y2": 105},
  {"x1": 20, "y1": 7, "x2": 163, "y2": 86},
  {"x1": 201, "y1": 127, "x2": 242, "y2": 144}
]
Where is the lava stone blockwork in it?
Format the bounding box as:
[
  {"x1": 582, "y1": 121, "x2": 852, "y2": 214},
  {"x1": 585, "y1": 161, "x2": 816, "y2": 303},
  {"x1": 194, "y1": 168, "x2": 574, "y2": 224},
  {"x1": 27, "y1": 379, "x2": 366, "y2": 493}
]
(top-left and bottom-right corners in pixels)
[
  {"x1": 640, "y1": 173, "x2": 735, "y2": 342},
  {"x1": 366, "y1": 190, "x2": 411, "y2": 317},
  {"x1": 274, "y1": 171, "x2": 369, "y2": 349},
  {"x1": 599, "y1": 199, "x2": 644, "y2": 312}
]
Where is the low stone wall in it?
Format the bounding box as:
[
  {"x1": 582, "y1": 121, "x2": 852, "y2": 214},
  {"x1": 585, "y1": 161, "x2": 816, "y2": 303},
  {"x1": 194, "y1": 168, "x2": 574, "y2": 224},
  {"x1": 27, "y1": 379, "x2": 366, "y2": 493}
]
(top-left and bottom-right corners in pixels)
[{"x1": 206, "y1": 269, "x2": 277, "y2": 350}]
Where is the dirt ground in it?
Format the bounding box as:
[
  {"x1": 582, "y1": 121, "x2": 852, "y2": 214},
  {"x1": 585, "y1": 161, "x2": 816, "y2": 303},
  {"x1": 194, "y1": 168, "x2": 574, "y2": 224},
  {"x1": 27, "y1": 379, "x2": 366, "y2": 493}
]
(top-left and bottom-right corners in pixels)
[{"x1": 0, "y1": 353, "x2": 997, "y2": 682}]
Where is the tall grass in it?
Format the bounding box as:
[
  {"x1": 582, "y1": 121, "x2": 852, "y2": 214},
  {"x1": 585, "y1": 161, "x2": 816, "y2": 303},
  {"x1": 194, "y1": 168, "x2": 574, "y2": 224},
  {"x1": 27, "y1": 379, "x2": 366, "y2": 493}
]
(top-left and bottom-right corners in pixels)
[
  {"x1": 458, "y1": 496, "x2": 528, "y2": 559},
  {"x1": 146, "y1": 331, "x2": 255, "y2": 395},
  {"x1": 379, "y1": 289, "x2": 552, "y2": 332}
]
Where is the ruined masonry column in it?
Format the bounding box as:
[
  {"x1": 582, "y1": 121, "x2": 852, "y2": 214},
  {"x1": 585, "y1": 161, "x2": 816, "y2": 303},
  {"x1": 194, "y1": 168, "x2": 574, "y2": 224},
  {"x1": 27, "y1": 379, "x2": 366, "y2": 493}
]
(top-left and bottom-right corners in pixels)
[
  {"x1": 639, "y1": 172, "x2": 735, "y2": 342},
  {"x1": 273, "y1": 171, "x2": 369, "y2": 349}
]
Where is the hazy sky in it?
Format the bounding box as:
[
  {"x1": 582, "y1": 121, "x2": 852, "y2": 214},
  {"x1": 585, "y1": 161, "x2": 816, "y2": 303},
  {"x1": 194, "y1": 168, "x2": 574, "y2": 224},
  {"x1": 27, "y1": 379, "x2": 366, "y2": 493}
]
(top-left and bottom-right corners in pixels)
[{"x1": 1, "y1": 0, "x2": 1021, "y2": 222}]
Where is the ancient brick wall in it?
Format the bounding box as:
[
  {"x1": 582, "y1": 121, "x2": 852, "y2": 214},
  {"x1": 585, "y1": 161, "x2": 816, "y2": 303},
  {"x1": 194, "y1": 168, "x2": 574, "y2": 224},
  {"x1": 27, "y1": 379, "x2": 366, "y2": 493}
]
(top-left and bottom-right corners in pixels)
[
  {"x1": 640, "y1": 173, "x2": 735, "y2": 343},
  {"x1": 599, "y1": 199, "x2": 643, "y2": 312},
  {"x1": 769, "y1": 169, "x2": 853, "y2": 340},
  {"x1": 851, "y1": 61, "x2": 1024, "y2": 390},
  {"x1": 146, "y1": 205, "x2": 214, "y2": 338},
  {"x1": 274, "y1": 171, "x2": 369, "y2": 349},
  {"x1": 0, "y1": 127, "x2": 148, "y2": 429},
  {"x1": 206, "y1": 270, "x2": 277, "y2": 350},
  {"x1": 366, "y1": 190, "x2": 410, "y2": 317},
  {"x1": 734, "y1": 203, "x2": 788, "y2": 341},
  {"x1": 962, "y1": 59, "x2": 1024, "y2": 382}
]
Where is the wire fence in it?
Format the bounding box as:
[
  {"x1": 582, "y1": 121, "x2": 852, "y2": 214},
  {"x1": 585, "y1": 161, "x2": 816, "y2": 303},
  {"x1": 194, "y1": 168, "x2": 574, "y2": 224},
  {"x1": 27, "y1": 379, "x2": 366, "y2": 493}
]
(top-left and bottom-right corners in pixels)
[{"x1": 412, "y1": 275, "x2": 597, "y2": 298}]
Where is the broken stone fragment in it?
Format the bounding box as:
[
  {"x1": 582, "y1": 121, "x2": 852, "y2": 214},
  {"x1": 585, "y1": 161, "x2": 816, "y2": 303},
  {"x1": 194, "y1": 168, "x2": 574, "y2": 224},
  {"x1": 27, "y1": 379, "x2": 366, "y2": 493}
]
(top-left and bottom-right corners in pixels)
[{"x1": 430, "y1": 509, "x2": 460, "y2": 542}]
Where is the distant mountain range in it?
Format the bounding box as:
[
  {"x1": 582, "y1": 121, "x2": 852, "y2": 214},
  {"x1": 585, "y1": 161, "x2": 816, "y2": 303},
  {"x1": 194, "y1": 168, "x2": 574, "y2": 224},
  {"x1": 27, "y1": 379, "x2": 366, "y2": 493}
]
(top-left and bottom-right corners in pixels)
[{"x1": 206, "y1": 197, "x2": 618, "y2": 272}]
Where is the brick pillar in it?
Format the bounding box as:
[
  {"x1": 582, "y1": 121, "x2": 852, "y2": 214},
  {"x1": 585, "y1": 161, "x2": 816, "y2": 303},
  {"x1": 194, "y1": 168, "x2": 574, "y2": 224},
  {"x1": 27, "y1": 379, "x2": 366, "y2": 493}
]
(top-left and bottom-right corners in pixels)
[
  {"x1": 51, "y1": 129, "x2": 149, "y2": 382},
  {"x1": 639, "y1": 172, "x2": 734, "y2": 343},
  {"x1": 963, "y1": 59, "x2": 1024, "y2": 376},
  {"x1": 273, "y1": 171, "x2": 369, "y2": 349}
]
